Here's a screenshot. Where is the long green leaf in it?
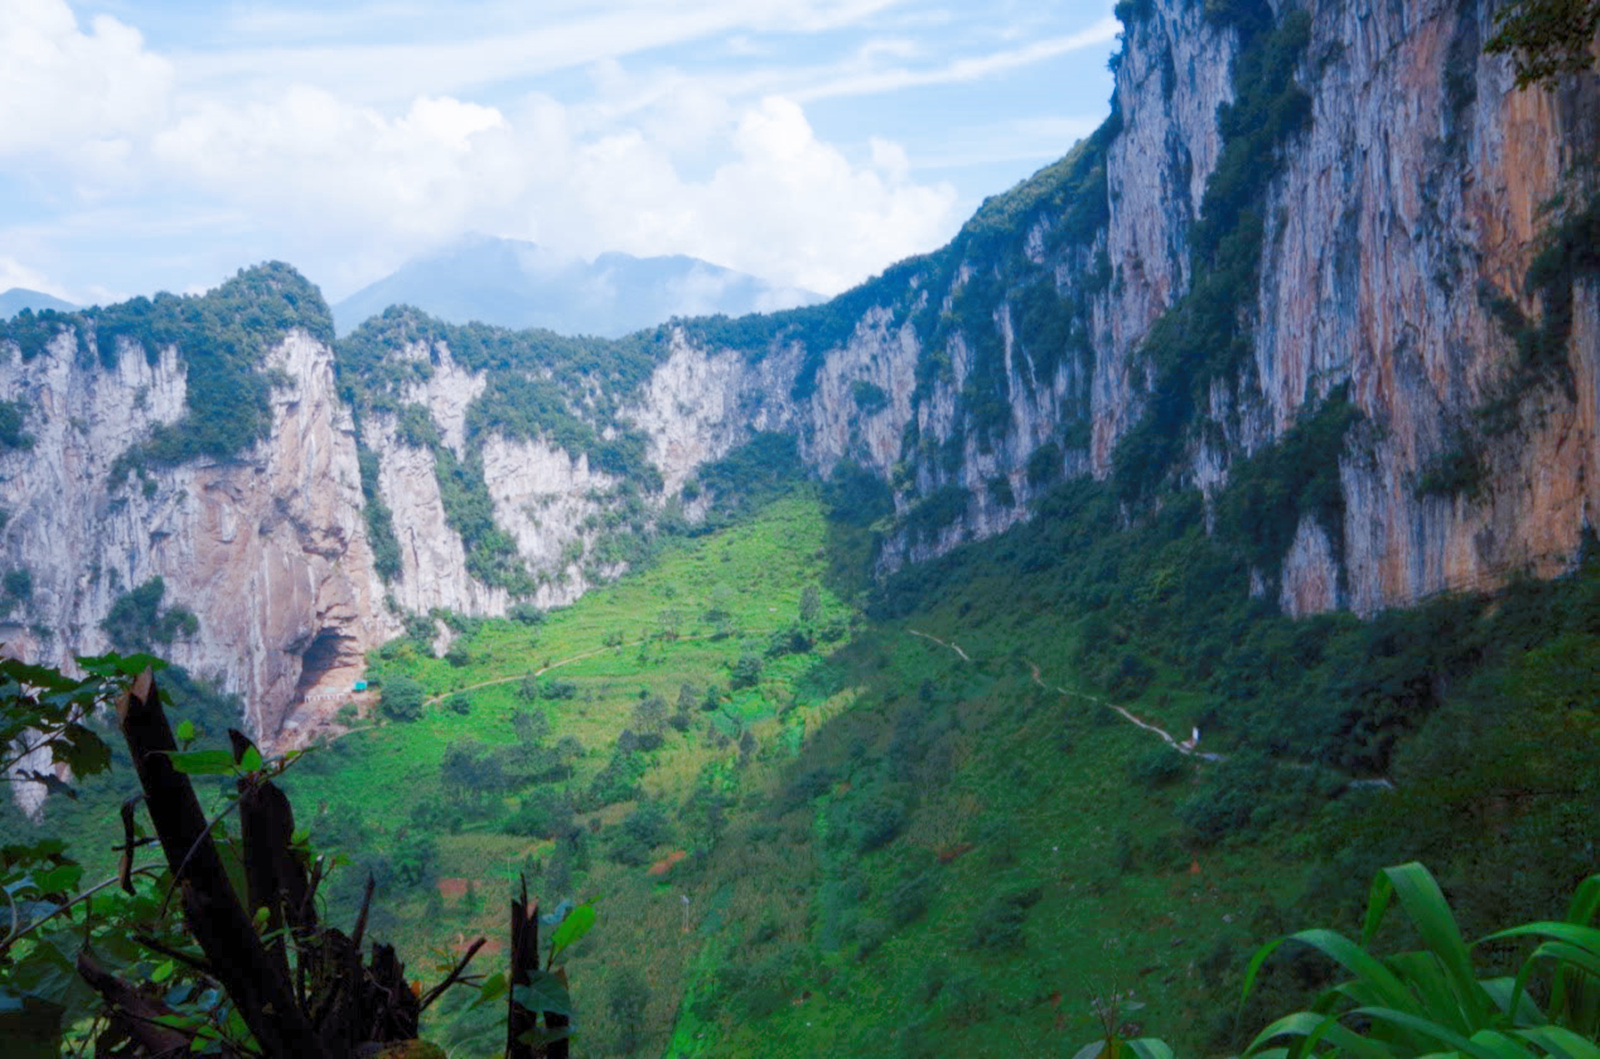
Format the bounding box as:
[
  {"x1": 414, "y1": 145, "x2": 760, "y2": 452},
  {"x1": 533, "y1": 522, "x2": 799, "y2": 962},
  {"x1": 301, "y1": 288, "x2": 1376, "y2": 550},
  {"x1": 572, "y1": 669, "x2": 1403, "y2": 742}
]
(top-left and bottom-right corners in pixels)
[
  {"x1": 1501, "y1": 940, "x2": 1600, "y2": 1030},
  {"x1": 1364, "y1": 869, "x2": 1398, "y2": 948},
  {"x1": 1564, "y1": 877, "x2": 1600, "y2": 930},
  {"x1": 1124, "y1": 1039, "x2": 1176, "y2": 1059},
  {"x1": 1481, "y1": 975, "x2": 1547, "y2": 1025},
  {"x1": 1512, "y1": 1025, "x2": 1600, "y2": 1059},
  {"x1": 1242, "y1": 1010, "x2": 1392, "y2": 1059},
  {"x1": 1482, "y1": 923, "x2": 1600, "y2": 956},
  {"x1": 1352, "y1": 1007, "x2": 1531, "y2": 1059},
  {"x1": 1303, "y1": 929, "x2": 1423, "y2": 1014},
  {"x1": 1388, "y1": 951, "x2": 1474, "y2": 1036},
  {"x1": 1383, "y1": 864, "x2": 1491, "y2": 1028}
]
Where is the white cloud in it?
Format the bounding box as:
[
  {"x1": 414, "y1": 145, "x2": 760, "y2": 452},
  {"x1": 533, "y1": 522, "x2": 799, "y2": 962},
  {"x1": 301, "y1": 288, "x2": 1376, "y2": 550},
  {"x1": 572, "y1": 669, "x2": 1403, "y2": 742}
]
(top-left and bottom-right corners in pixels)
[
  {"x1": 137, "y1": 74, "x2": 954, "y2": 296},
  {"x1": 0, "y1": 0, "x2": 173, "y2": 157},
  {"x1": 537, "y1": 96, "x2": 957, "y2": 294},
  {"x1": 175, "y1": 0, "x2": 909, "y2": 105},
  {"x1": 1, "y1": 0, "x2": 1115, "y2": 303},
  {"x1": 0, "y1": 256, "x2": 72, "y2": 299},
  {"x1": 792, "y1": 17, "x2": 1120, "y2": 101}
]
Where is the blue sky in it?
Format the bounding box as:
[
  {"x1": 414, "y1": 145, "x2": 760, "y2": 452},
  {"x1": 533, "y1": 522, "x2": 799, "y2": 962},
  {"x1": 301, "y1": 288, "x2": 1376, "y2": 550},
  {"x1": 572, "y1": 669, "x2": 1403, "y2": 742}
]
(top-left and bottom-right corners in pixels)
[{"x1": 0, "y1": 0, "x2": 1119, "y2": 305}]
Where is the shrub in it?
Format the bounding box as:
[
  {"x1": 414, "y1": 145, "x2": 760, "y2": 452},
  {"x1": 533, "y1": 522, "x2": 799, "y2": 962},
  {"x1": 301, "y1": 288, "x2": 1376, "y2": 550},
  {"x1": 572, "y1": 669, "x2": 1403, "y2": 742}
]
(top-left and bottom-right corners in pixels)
[
  {"x1": 968, "y1": 888, "x2": 1039, "y2": 951},
  {"x1": 511, "y1": 706, "x2": 550, "y2": 745},
  {"x1": 849, "y1": 793, "x2": 908, "y2": 853},
  {"x1": 1129, "y1": 747, "x2": 1189, "y2": 787},
  {"x1": 855, "y1": 917, "x2": 892, "y2": 960},
  {"x1": 3, "y1": 568, "x2": 32, "y2": 603},
  {"x1": 509, "y1": 787, "x2": 575, "y2": 840},
  {"x1": 379, "y1": 674, "x2": 425, "y2": 722},
  {"x1": 852, "y1": 379, "x2": 889, "y2": 414},
  {"x1": 445, "y1": 693, "x2": 470, "y2": 715},
  {"x1": 888, "y1": 872, "x2": 936, "y2": 925},
  {"x1": 99, "y1": 577, "x2": 200, "y2": 651},
  {"x1": 509, "y1": 601, "x2": 545, "y2": 625}
]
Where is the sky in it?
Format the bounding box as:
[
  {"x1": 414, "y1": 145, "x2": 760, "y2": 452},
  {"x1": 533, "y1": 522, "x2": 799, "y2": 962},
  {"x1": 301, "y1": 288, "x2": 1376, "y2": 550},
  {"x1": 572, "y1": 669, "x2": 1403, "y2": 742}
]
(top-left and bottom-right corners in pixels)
[{"x1": 0, "y1": 0, "x2": 1120, "y2": 307}]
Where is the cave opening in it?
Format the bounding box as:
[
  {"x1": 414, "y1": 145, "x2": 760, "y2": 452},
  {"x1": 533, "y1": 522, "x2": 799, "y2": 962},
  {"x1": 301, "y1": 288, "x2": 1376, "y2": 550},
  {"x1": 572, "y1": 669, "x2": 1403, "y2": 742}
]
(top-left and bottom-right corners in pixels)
[{"x1": 295, "y1": 627, "x2": 352, "y2": 697}]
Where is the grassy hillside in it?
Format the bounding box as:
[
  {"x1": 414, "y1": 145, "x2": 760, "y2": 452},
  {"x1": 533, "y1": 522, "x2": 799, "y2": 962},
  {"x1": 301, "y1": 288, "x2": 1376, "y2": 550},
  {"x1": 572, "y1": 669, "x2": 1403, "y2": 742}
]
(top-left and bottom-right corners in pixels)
[{"x1": 8, "y1": 481, "x2": 1596, "y2": 1058}]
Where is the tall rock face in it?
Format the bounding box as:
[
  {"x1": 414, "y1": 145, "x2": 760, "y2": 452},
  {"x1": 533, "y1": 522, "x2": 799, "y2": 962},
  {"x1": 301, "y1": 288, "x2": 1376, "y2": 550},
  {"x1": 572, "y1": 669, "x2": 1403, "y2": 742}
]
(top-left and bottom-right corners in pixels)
[
  {"x1": 0, "y1": 327, "x2": 397, "y2": 742},
  {"x1": 1, "y1": 0, "x2": 1596, "y2": 757}
]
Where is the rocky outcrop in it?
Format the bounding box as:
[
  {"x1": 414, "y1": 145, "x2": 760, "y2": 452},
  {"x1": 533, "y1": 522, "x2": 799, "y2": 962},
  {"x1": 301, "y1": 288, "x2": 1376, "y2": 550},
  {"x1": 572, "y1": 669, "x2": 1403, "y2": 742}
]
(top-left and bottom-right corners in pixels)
[
  {"x1": 1250, "y1": 0, "x2": 1599, "y2": 614},
  {"x1": 3, "y1": 0, "x2": 1596, "y2": 770},
  {"x1": 0, "y1": 330, "x2": 397, "y2": 747}
]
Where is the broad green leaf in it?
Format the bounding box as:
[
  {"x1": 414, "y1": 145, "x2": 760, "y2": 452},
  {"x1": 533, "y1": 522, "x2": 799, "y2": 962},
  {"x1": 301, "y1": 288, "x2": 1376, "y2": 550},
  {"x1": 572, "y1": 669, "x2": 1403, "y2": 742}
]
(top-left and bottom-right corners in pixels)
[
  {"x1": 152, "y1": 959, "x2": 176, "y2": 984},
  {"x1": 77, "y1": 652, "x2": 166, "y2": 678},
  {"x1": 56, "y1": 722, "x2": 111, "y2": 776},
  {"x1": 175, "y1": 720, "x2": 195, "y2": 743},
  {"x1": 549, "y1": 900, "x2": 597, "y2": 961},
  {"x1": 1069, "y1": 1042, "x2": 1105, "y2": 1059},
  {"x1": 8, "y1": 939, "x2": 99, "y2": 1022},
  {"x1": 237, "y1": 746, "x2": 262, "y2": 772},
  {"x1": 511, "y1": 971, "x2": 571, "y2": 1016},
  {"x1": 32, "y1": 862, "x2": 82, "y2": 894},
  {"x1": 19, "y1": 770, "x2": 76, "y2": 800},
  {"x1": 468, "y1": 971, "x2": 507, "y2": 1012}
]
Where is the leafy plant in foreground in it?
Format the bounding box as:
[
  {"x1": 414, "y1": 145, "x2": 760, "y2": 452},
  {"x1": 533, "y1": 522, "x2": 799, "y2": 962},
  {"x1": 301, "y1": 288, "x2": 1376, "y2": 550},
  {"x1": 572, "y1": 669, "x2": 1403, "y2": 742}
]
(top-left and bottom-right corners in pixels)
[{"x1": 1081, "y1": 861, "x2": 1600, "y2": 1058}]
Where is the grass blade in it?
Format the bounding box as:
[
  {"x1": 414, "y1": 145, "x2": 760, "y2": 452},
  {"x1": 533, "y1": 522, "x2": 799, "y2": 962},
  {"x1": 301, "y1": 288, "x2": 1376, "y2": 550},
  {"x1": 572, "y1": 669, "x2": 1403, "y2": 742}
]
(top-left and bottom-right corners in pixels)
[{"x1": 1383, "y1": 864, "x2": 1492, "y2": 1027}]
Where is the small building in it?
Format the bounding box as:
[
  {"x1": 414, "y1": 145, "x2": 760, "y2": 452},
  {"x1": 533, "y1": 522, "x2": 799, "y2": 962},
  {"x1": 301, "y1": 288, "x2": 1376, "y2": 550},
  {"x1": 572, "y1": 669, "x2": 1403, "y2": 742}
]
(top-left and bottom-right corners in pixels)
[{"x1": 352, "y1": 680, "x2": 368, "y2": 692}]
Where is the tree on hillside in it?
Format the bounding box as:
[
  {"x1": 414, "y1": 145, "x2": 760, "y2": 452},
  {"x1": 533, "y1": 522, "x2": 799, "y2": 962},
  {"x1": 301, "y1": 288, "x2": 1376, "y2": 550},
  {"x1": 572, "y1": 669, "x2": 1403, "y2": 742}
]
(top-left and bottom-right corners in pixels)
[
  {"x1": 799, "y1": 583, "x2": 821, "y2": 623},
  {"x1": 512, "y1": 705, "x2": 551, "y2": 746},
  {"x1": 1486, "y1": 0, "x2": 1600, "y2": 88},
  {"x1": 379, "y1": 673, "x2": 425, "y2": 721}
]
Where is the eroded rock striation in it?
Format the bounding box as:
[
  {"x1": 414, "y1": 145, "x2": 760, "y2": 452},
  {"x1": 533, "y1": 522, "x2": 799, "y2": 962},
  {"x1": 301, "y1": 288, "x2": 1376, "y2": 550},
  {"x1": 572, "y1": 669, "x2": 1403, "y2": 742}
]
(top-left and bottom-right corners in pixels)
[{"x1": 0, "y1": 0, "x2": 1595, "y2": 759}]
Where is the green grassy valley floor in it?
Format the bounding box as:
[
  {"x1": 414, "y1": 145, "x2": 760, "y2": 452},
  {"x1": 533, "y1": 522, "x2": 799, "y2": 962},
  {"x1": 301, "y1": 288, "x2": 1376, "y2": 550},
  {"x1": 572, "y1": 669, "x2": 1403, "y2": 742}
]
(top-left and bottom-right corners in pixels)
[
  {"x1": 278, "y1": 490, "x2": 1285, "y2": 1058},
  {"x1": 11, "y1": 484, "x2": 1598, "y2": 1058}
]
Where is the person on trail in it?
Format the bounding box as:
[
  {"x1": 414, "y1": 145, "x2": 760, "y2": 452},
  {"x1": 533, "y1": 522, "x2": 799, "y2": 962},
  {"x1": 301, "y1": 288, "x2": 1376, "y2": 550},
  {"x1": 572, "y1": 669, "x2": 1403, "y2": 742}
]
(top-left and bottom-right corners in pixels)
[{"x1": 1191, "y1": 726, "x2": 1200, "y2": 745}]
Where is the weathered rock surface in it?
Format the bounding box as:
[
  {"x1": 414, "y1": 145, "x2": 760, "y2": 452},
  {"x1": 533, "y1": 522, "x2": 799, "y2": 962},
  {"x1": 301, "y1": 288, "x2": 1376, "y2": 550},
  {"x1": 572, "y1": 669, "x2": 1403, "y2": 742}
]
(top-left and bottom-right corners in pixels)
[
  {"x1": 0, "y1": 330, "x2": 397, "y2": 750},
  {"x1": 2, "y1": 0, "x2": 1597, "y2": 775}
]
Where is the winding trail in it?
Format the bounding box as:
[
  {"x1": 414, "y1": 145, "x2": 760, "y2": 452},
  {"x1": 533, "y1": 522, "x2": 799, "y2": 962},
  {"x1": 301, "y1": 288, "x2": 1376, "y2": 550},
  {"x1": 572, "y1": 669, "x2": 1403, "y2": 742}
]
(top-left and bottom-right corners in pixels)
[
  {"x1": 908, "y1": 628, "x2": 1398, "y2": 790},
  {"x1": 422, "y1": 633, "x2": 712, "y2": 708},
  {"x1": 1023, "y1": 660, "x2": 1226, "y2": 762},
  {"x1": 908, "y1": 629, "x2": 971, "y2": 662},
  {"x1": 908, "y1": 627, "x2": 1221, "y2": 762}
]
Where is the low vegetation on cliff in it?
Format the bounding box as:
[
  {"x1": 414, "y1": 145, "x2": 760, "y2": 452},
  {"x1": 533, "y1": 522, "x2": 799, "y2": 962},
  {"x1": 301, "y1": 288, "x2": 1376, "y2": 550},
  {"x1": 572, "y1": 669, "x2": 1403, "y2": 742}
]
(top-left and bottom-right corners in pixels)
[{"x1": 8, "y1": 481, "x2": 1596, "y2": 1056}]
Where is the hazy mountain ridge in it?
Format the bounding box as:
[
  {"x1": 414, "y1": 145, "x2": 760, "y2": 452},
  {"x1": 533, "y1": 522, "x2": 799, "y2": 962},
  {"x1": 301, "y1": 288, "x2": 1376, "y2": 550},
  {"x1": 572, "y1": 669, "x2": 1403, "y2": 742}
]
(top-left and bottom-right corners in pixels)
[
  {"x1": 330, "y1": 235, "x2": 823, "y2": 338},
  {"x1": 0, "y1": 0, "x2": 1596, "y2": 747},
  {"x1": 0, "y1": 288, "x2": 77, "y2": 318}
]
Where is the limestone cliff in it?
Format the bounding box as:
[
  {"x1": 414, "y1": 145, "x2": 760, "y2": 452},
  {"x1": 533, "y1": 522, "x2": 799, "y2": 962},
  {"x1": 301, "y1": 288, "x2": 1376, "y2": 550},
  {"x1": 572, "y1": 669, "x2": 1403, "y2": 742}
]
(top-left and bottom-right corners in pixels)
[
  {"x1": 0, "y1": 0, "x2": 1595, "y2": 758},
  {"x1": 0, "y1": 327, "x2": 397, "y2": 746}
]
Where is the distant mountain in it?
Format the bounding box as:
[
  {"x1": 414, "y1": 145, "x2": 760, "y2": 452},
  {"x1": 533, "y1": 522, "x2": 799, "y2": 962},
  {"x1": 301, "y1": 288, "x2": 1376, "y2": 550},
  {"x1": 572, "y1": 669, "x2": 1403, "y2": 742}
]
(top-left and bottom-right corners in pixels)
[
  {"x1": 0, "y1": 288, "x2": 77, "y2": 319},
  {"x1": 331, "y1": 235, "x2": 822, "y2": 337}
]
